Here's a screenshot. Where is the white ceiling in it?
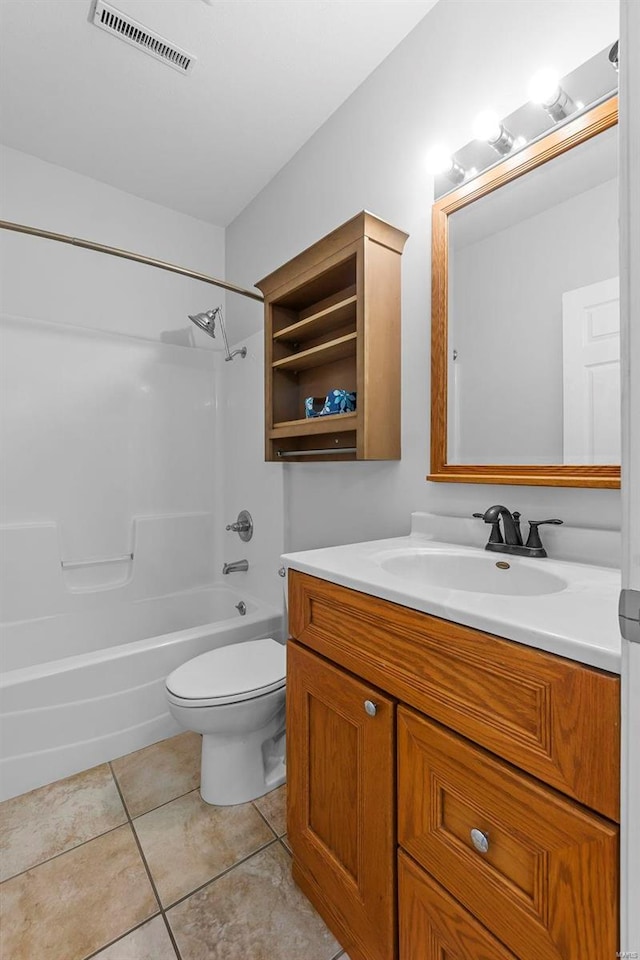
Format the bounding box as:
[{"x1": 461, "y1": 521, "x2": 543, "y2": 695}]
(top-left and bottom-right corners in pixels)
[{"x1": 0, "y1": 0, "x2": 437, "y2": 226}]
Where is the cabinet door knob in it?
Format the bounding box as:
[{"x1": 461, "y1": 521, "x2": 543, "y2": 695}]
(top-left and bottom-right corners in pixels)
[
  {"x1": 364, "y1": 700, "x2": 377, "y2": 717},
  {"x1": 470, "y1": 828, "x2": 489, "y2": 854}
]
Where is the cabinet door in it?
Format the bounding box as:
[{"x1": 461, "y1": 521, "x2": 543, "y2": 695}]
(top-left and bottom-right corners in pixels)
[
  {"x1": 398, "y1": 707, "x2": 618, "y2": 960},
  {"x1": 399, "y1": 851, "x2": 518, "y2": 960},
  {"x1": 287, "y1": 641, "x2": 396, "y2": 960}
]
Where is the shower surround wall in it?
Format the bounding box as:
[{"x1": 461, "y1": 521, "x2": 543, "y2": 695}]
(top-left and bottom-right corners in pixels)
[
  {"x1": 0, "y1": 148, "x2": 226, "y2": 703},
  {"x1": 226, "y1": 0, "x2": 621, "y2": 555}
]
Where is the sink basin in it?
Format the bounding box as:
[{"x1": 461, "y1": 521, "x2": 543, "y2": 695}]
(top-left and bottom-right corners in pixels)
[{"x1": 376, "y1": 549, "x2": 567, "y2": 597}]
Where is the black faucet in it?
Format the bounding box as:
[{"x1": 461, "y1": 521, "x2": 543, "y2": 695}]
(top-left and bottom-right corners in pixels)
[{"x1": 473, "y1": 505, "x2": 562, "y2": 558}]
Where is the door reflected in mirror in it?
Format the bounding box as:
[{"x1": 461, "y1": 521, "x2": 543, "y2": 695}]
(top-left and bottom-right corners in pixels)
[{"x1": 430, "y1": 97, "x2": 620, "y2": 488}]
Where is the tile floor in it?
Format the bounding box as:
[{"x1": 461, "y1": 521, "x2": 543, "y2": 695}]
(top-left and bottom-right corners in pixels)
[{"x1": 0, "y1": 732, "x2": 351, "y2": 960}]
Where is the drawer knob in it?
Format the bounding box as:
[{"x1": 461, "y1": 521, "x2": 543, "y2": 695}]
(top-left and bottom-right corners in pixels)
[
  {"x1": 470, "y1": 828, "x2": 489, "y2": 854},
  {"x1": 364, "y1": 700, "x2": 377, "y2": 717}
]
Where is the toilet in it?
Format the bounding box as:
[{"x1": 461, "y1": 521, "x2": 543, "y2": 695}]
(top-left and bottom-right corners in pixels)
[{"x1": 165, "y1": 638, "x2": 286, "y2": 806}]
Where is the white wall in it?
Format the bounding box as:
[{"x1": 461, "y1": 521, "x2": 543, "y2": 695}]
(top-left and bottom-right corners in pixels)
[
  {"x1": 0, "y1": 148, "x2": 226, "y2": 618},
  {"x1": 226, "y1": 0, "x2": 621, "y2": 555}
]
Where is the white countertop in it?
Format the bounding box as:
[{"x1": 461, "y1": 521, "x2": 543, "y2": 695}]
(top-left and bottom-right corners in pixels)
[{"x1": 282, "y1": 531, "x2": 622, "y2": 674}]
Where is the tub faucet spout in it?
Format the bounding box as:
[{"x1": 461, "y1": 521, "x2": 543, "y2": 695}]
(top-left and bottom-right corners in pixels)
[{"x1": 223, "y1": 560, "x2": 249, "y2": 574}]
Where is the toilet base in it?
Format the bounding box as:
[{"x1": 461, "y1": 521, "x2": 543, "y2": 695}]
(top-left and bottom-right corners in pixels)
[{"x1": 200, "y1": 707, "x2": 286, "y2": 806}]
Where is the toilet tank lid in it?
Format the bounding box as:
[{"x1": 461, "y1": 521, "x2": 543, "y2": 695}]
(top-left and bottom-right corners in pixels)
[{"x1": 166, "y1": 638, "x2": 286, "y2": 701}]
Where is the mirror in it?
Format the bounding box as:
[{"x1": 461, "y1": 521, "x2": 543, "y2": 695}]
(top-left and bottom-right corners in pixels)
[{"x1": 430, "y1": 98, "x2": 620, "y2": 488}]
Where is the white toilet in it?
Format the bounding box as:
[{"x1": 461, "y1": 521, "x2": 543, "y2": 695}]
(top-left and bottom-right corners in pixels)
[{"x1": 165, "y1": 637, "x2": 286, "y2": 806}]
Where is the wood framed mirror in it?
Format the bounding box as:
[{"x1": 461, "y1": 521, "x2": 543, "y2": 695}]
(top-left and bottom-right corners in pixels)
[{"x1": 429, "y1": 97, "x2": 620, "y2": 488}]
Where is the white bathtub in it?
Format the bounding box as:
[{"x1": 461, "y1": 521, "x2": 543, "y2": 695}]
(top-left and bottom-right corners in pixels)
[{"x1": 0, "y1": 586, "x2": 284, "y2": 801}]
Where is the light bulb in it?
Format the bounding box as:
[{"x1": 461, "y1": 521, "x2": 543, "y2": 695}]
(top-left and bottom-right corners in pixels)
[
  {"x1": 426, "y1": 144, "x2": 455, "y2": 175},
  {"x1": 528, "y1": 68, "x2": 561, "y2": 106},
  {"x1": 473, "y1": 110, "x2": 503, "y2": 143}
]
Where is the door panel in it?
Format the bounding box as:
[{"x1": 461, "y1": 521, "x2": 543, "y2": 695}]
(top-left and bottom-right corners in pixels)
[
  {"x1": 562, "y1": 276, "x2": 620, "y2": 463},
  {"x1": 287, "y1": 640, "x2": 396, "y2": 960}
]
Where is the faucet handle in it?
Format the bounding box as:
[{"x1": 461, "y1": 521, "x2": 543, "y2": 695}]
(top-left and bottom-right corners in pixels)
[
  {"x1": 472, "y1": 511, "x2": 503, "y2": 544},
  {"x1": 225, "y1": 510, "x2": 253, "y2": 542},
  {"x1": 525, "y1": 519, "x2": 563, "y2": 550}
]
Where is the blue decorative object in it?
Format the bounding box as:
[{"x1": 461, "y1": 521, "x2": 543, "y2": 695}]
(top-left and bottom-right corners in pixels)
[{"x1": 305, "y1": 390, "x2": 357, "y2": 419}]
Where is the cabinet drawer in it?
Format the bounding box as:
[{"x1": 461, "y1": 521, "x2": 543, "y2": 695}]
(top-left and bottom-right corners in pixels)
[
  {"x1": 289, "y1": 570, "x2": 620, "y2": 820},
  {"x1": 399, "y1": 851, "x2": 518, "y2": 960},
  {"x1": 397, "y1": 707, "x2": 618, "y2": 960}
]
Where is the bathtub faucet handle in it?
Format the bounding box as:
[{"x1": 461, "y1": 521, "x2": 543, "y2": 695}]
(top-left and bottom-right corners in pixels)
[{"x1": 225, "y1": 510, "x2": 253, "y2": 542}]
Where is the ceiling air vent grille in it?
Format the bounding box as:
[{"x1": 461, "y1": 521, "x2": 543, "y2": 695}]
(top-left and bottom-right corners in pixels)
[{"x1": 92, "y1": 1, "x2": 196, "y2": 75}]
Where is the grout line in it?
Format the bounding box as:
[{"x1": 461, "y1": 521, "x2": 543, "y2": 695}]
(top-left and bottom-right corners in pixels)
[
  {"x1": 164, "y1": 837, "x2": 280, "y2": 912},
  {"x1": 251, "y1": 801, "x2": 280, "y2": 839},
  {"x1": 278, "y1": 835, "x2": 292, "y2": 856},
  {"x1": 109, "y1": 762, "x2": 134, "y2": 820},
  {"x1": 129, "y1": 785, "x2": 201, "y2": 822},
  {"x1": 0, "y1": 821, "x2": 127, "y2": 886},
  {"x1": 160, "y1": 913, "x2": 182, "y2": 960},
  {"x1": 82, "y1": 913, "x2": 163, "y2": 960},
  {"x1": 107, "y1": 762, "x2": 184, "y2": 959},
  {"x1": 110, "y1": 759, "x2": 202, "y2": 822}
]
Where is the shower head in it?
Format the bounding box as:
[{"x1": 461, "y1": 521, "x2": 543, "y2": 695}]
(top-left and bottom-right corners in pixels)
[
  {"x1": 188, "y1": 308, "x2": 218, "y2": 339},
  {"x1": 188, "y1": 305, "x2": 247, "y2": 360}
]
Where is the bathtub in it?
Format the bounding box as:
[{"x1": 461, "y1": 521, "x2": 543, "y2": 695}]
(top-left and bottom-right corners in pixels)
[{"x1": 0, "y1": 586, "x2": 284, "y2": 801}]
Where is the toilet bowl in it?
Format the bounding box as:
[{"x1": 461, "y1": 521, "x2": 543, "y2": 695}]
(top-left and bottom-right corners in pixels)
[{"x1": 165, "y1": 637, "x2": 286, "y2": 806}]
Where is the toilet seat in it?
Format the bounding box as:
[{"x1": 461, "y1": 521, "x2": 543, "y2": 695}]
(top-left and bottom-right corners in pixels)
[{"x1": 165, "y1": 638, "x2": 286, "y2": 707}]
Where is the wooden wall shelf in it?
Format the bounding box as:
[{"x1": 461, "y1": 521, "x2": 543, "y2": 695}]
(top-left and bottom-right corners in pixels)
[
  {"x1": 272, "y1": 332, "x2": 357, "y2": 373},
  {"x1": 256, "y1": 211, "x2": 408, "y2": 462},
  {"x1": 270, "y1": 413, "x2": 357, "y2": 439},
  {"x1": 273, "y1": 292, "x2": 357, "y2": 345}
]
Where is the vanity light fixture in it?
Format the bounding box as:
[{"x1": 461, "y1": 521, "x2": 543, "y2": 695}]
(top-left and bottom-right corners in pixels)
[
  {"x1": 472, "y1": 110, "x2": 515, "y2": 155},
  {"x1": 426, "y1": 145, "x2": 466, "y2": 184},
  {"x1": 528, "y1": 67, "x2": 577, "y2": 122}
]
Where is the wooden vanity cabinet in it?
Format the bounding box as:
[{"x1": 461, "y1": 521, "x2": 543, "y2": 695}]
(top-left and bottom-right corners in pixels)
[
  {"x1": 286, "y1": 640, "x2": 396, "y2": 960},
  {"x1": 287, "y1": 571, "x2": 620, "y2": 960}
]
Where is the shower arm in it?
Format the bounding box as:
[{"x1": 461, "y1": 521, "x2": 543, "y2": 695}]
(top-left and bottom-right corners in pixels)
[
  {"x1": 215, "y1": 307, "x2": 248, "y2": 361},
  {"x1": 0, "y1": 219, "x2": 264, "y2": 304}
]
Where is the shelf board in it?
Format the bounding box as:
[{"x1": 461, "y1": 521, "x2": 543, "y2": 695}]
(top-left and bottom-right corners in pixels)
[
  {"x1": 273, "y1": 294, "x2": 357, "y2": 345},
  {"x1": 270, "y1": 412, "x2": 357, "y2": 439},
  {"x1": 272, "y1": 332, "x2": 357, "y2": 373}
]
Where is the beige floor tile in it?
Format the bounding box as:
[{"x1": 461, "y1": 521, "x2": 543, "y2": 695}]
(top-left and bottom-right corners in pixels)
[
  {"x1": 92, "y1": 917, "x2": 177, "y2": 959},
  {"x1": 133, "y1": 789, "x2": 273, "y2": 906},
  {"x1": 254, "y1": 783, "x2": 287, "y2": 836},
  {"x1": 0, "y1": 764, "x2": 127, "y2": 882},
  {"x1": 0, "y1": 824, "x2": 157, "y2": 960},
  {"x1": 167, "y1": 842, "x2": 340, "y2": 960},
  {"x1": 111, "y1": 731, "x2": 201, "y2": 817}
]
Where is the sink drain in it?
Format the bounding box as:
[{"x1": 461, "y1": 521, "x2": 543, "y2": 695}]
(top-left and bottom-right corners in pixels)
[{"x1": 496, "y1": 561, "x2": 511, "y2": 570}]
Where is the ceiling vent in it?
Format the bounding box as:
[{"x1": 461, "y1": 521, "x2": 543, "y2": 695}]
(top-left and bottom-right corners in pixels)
[{"x1": 92, "y1": 1, "x2": 196, "y2": 75}]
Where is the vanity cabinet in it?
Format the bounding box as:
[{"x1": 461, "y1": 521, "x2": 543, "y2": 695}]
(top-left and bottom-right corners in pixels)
[
  {"x1": 287, "y1": 570, "x2": 620, "y2": 960},
  {"x1": 287, "y1": 641, "x2": 396, "y2": 960},
  {"x1": 256, "y1": 211, "x2": 408, "y2": 462}
]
